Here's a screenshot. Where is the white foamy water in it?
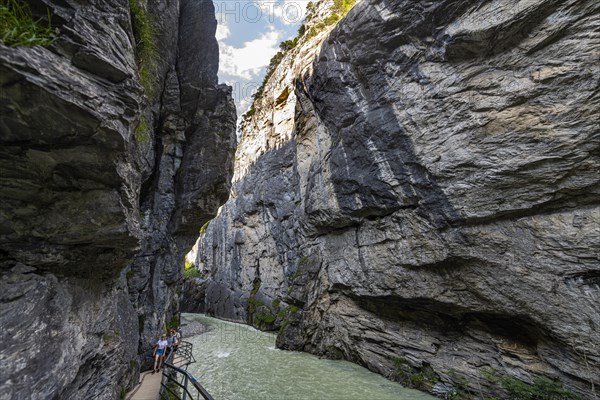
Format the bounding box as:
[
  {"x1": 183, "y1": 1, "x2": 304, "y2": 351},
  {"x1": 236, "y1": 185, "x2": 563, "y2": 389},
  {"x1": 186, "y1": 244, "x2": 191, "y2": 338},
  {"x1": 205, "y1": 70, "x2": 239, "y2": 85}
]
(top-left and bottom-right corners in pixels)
[{"x1": 183, "y1": 313, "x2": 436, "y2": 400}]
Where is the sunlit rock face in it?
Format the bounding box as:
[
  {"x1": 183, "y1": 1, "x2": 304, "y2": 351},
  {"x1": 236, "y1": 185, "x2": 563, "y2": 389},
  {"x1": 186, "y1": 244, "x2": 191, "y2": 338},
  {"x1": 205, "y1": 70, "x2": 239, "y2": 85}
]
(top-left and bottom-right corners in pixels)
[
  {"x1": 0, "y1": 0, "x2": 236, "y2": 398},
  {"x1": 197, "y1": 0, "x2": 599, "y2": 397}
]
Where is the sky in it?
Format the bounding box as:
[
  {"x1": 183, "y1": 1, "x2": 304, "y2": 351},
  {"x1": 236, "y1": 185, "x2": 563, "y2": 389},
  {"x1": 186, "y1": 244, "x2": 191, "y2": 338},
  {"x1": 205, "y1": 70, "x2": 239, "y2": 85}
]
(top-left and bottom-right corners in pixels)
[{"x1": 213, "y1": 1, "x2": 310, "y2": 117}]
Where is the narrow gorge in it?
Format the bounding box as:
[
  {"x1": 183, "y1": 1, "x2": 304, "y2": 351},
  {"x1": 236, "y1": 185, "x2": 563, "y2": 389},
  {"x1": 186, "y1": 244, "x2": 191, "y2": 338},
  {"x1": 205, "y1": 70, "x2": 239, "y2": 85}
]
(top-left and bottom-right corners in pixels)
[{"x1": 1, "y1": 0, "x2": 599, "y2": 399}]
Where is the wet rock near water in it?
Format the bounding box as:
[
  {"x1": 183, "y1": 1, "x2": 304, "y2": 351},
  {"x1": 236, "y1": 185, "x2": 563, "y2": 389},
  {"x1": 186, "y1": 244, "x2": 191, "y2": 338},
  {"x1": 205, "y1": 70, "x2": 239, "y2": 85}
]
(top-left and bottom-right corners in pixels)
[
  {"x1": 180, "y1": 278, "x2": 209, "y2": 313},
  {"x1": 180, "y1": 315, "x2": 212, "y2": 338}
]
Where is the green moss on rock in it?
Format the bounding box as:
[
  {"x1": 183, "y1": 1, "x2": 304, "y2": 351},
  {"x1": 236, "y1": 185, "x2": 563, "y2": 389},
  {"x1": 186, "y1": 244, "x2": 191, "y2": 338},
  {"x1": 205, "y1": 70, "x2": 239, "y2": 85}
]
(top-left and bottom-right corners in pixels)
[{"x1": 129, "y1": 0, "x2": 157, "y2": 97}]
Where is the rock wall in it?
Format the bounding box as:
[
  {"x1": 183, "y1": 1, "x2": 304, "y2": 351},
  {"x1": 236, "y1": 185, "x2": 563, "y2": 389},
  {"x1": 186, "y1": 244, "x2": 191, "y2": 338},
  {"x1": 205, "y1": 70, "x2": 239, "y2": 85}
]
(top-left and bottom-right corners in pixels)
[
  {"x1": 180, "y1": 278, "x2": 209, "y2": 314},
  {"x1": 0, "y1": 0, "x2": 236, "y2": 399},
  {"x1": 197, "y1": 0, "x2": 599, "y2": 398}
]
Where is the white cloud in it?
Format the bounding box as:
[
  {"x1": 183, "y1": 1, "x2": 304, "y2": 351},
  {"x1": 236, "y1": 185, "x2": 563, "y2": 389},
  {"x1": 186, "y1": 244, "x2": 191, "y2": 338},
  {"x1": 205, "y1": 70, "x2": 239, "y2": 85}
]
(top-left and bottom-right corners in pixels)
[
  {"x1": 238, "y1": 96, "x2": 252, "y2": 114},
  {"x1": 215, "y1": 1, "x2": 310, "y2": 115},
  {"x1": 260, "y1": 0, "x2": 306, "y2": 25},
  {"x1": 219, "y1": 28, "x2": 283, "y2": 80},
  {"x1": 215, "y1": 17, "x2": 230, "y2": 41}
]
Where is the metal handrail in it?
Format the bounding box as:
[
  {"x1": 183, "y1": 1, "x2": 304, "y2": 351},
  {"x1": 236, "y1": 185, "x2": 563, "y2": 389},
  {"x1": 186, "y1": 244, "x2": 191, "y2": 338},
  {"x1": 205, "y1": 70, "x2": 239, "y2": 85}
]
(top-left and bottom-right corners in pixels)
[
  {"x1": 158, "y1": 340, "x2": 214, "y2": 400},
  {"x1": 166, "y1": 340, "x2": 195, "y2": 366},
  {"x1": 160, "y1": 362, "x2": 215, "y2": 400}
]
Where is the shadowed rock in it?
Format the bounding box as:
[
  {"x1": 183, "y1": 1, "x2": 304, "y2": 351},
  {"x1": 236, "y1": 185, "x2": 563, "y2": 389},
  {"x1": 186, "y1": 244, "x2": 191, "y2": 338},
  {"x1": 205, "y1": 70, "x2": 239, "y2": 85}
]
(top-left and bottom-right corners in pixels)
[{"x1": 0, "y1": 0, "x2": 236, "y2": 398}]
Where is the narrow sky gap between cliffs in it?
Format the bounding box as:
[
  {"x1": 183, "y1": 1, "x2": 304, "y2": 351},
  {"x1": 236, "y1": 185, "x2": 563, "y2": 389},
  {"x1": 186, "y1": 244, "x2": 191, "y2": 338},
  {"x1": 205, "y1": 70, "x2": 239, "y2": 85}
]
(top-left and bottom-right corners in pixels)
[{"x1": 214, "y1": 0, "x2": 309, "y2": 118}]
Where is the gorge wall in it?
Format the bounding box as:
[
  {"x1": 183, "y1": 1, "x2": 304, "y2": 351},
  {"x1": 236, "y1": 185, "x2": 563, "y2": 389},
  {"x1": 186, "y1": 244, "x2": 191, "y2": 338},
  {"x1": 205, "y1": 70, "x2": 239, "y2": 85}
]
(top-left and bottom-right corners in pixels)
[
  {"x1": 196, "y1": 0, "x2": 600, "y2": 398},
  {"x1": 0, "y1": 0, "x2": 236, "y2": 399}
]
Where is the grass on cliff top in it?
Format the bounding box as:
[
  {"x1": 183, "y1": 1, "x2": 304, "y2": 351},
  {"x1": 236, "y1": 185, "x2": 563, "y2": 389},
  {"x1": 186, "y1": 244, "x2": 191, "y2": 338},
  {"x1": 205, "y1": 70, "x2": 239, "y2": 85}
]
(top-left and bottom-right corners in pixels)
[
  {"x1": 333, "y1": 0, "x2": 357, "y2": 15},
  {"x1": 0, "y1": 0, "x2": 56, "y2": 47}
]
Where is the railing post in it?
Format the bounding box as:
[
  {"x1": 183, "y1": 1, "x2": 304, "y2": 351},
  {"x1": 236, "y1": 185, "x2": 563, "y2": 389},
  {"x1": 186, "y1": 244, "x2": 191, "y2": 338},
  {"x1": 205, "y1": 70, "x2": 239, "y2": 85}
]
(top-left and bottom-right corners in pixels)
[
  {"x1": 182, "y1": 373, "x2": 188, "y2": 400},
  {"x1": 158, "y1": 340, "x2": 212, "y2": 400}
]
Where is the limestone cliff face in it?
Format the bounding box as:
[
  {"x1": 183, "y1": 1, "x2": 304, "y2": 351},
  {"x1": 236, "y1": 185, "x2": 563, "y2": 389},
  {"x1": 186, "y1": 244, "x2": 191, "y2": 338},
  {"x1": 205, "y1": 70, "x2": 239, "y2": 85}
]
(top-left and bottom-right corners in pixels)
[
  {"x1": 197, "y1": 0, "x2": 599, "y2": 397},
  {"x1": 0, "y1": 0, "x2": 236, "y2": 399}
]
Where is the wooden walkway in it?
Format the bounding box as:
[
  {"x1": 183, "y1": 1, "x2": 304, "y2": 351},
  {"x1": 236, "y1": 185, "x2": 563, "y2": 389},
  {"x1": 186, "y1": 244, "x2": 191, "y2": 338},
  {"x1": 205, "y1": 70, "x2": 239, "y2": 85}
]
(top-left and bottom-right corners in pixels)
[{"x1": 126, "y1": 353, "x2": 189, "y2": 400}]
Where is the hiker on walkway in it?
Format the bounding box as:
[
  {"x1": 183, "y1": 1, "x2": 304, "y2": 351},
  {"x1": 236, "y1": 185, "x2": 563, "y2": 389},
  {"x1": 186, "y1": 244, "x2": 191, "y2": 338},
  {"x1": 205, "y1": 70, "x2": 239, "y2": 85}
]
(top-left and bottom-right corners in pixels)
[
  {"x1": 153, "y1": 334, "x2": 168, "y2": 373},
  {"x1": 172, "y1": 328, "x2": 181, "y2": 352},
  {"x1": 167, "y1": 328, "x2": 178, "y2": 356}
]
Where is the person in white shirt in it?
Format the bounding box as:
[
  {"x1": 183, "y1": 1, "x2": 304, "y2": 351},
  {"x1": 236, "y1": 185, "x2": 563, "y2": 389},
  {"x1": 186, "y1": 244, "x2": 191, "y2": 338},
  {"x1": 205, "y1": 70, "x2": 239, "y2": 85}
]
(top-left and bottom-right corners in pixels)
[{"x1": 153, "y1": 334, "x2": 168, "y2": 373}]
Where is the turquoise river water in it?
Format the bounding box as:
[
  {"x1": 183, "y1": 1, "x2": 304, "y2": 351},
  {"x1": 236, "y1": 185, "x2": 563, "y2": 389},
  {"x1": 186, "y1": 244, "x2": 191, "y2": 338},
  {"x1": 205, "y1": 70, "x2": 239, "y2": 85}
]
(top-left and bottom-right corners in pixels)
[{"x1": 183, "y1": 313, "x2": 435, "y2": 400}]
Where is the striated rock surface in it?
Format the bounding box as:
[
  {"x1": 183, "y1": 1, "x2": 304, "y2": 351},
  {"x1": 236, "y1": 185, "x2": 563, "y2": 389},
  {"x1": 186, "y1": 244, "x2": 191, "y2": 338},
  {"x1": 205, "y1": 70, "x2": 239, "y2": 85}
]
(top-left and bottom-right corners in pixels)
[
  {"x1": 180, "y1": 277, "x2": 209, "y2": 313},
  {"x1": 197, "y1": 0, "x2": 599, "y2": 398},
  {"x1": 0, "y1": 0, "x2": 236, "y2": 399}
]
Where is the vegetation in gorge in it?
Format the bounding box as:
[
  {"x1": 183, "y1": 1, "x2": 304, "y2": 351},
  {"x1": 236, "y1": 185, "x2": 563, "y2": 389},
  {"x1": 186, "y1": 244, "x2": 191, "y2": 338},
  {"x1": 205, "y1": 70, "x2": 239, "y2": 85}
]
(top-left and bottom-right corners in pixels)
[
  {"x1": 247, "y1": 281, "x2": 265, "y2": 314},
  {"x1": 133, "y1": 116, "x2": 150, "y2": 144},
  {"x1": 102, "y1": 330, "x2": 120, "y2": 345},
  {"x1": 166, "y1": 315, "x2": 179, "y2": 331},
  {"x1": 247, "y1": 279, "x2": 278, "y2": 327},
  {"x1": 444, "y1": 367, "x2": 582, "y2": 400},
  {"x1": 183, "y1": 260, "x2": 203, "y2": 279},
  {"x1": 126, "y1": 269, "x2": 135, "y2": 281},
  {"x1": 496, "y1": 374, "x2": 581, "y2": 400},
  {"x1": 391, "y1": 357, "x2": 439, "y2": 391},
  {"x1": 254, "y1": 309, "x2": 276, "y2": 326},
  {"x1": 119, "y1": 386, "x2": 127, "y2": 400},
  {"x1": 199, "y1": 220, "x2": 210, "y2": 236},
  {"x1": 304, "y1": 0, "x2": 356, "y2": 40},
  {"x1": 252, "y1": 302, "x2": 301, "y2": 329},
  {"x1": 0, "y1": 0, "x2": 56, "y2": 47},
  {"x1": 333, "y1": 0, "x2": 357, "y2": 15},
  {"x1": 240, "y1": 0, "x2": 357, "y2": 123},
  {"x1": 129, "y1": 0, "x2": 156, "y2": 96},
  {"x1": 129, "y1": 0, "x2": 157, "y2": 143},
  {"x1": 275, "y1": 303, "x2": 301, "y2": 338},
  {"x1": 390, "y1": 360, "x2": 583, "y2": 399},
  {"x1": 246, "y1": 280, "x2": 301, "y2": 330}
]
